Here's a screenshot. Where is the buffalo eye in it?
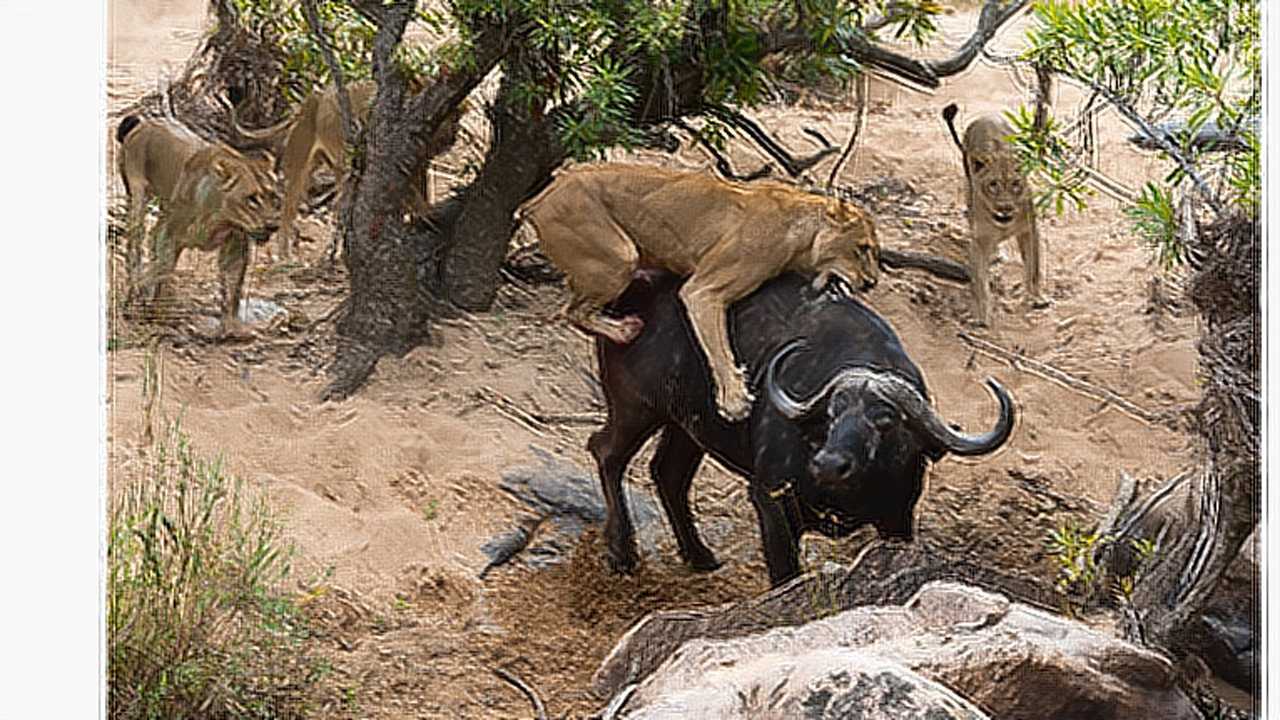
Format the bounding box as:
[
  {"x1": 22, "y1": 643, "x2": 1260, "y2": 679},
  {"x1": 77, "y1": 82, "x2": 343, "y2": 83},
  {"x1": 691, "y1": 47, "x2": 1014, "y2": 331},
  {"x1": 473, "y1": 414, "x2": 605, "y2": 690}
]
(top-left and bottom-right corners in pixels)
[{"x1": 868, "y1": 406, "x2": 897, "y2": 430}]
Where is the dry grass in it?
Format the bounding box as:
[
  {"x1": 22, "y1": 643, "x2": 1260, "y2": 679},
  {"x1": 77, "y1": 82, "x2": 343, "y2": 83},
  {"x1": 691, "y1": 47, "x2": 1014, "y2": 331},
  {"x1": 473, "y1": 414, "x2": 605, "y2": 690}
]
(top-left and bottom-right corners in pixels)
[{"x1": 108, "y1": 418, "x2": 323, "y2": 719}]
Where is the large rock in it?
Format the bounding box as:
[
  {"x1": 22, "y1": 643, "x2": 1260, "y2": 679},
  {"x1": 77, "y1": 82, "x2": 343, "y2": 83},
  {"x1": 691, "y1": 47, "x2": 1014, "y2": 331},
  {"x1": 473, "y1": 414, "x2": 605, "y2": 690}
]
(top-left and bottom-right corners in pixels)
[
  {"x1": 605, "y1": 580, "x2": 1200, "y2": 720},
  {"x1": 1199, "y1": 526, "x2": 1259, "y2": 694},
  {"x1": 624, "y1": 648, "x2": 991, "y2": 720}
]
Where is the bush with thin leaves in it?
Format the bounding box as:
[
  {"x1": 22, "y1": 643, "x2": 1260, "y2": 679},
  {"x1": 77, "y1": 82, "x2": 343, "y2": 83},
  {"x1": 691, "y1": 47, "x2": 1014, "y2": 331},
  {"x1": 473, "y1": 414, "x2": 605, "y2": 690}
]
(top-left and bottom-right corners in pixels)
[
  {"x1": 1009, "y1": 0, "x2": 1259, "y2": 263},
  {"x1": 108, "y1": 421, "x2": 320, "y2": 719}
]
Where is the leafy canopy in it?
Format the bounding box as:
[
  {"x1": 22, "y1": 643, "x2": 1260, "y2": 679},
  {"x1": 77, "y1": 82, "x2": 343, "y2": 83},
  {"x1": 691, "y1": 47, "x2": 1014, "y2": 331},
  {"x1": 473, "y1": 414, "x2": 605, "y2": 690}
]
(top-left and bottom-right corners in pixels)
[
  {"x1": 229, "y1": 0, "x2": 942, "y2": 158},
  {"x1": 1009, "y1": 0, "x2": 1259, "y2": 267}
]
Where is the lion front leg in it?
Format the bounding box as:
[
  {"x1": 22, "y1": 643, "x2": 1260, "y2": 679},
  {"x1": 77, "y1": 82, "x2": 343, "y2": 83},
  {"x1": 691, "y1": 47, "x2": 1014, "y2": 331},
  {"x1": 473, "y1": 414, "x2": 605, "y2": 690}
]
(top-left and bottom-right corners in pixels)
[
  {"x1": 680, "y1": 282, "x2": 752, "y2": 421},
  {"x1": 122, "y1": 195, "x2": 149, "y2": 307},
  {"x1": 1018, "y1": 215, "x2": 1049, "y2": 309},
  {"x1": 968, "y1": 231, "x2": 995, "y2": 327},
  {"x1": 217, "y1": 234, "x2": 255, "y2": 340}
]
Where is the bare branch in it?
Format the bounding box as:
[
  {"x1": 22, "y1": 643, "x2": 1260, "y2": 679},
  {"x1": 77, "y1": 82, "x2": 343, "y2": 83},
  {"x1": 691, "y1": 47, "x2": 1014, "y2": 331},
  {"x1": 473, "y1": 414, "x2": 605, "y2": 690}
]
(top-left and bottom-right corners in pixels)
[
  {"x1": 492, "y1": 667, "x2": 548, "y2": 720},
  {"x1": 707, "y1": 107, "x2": 838, "y2": 178},
  {"x1": 827, "y1": 72, "x2": 868, "y2": 189},
  {"x1": 1049, "y1": 70, "x2": 1227, "y2": 216},
  {"x1": 833, "y1": 0, "x2": 1032, "y2": 89},
  {"x1": 302, "y1": 0, "x2": 356, "y2": 146}
]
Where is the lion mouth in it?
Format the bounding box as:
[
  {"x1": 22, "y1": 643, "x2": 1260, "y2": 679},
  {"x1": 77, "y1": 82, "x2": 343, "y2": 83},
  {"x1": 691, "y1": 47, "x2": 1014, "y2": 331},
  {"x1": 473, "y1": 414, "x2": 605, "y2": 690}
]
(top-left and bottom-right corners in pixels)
[{"x1": 992, "y1": 210, "x2": 1015, "y2": 225}]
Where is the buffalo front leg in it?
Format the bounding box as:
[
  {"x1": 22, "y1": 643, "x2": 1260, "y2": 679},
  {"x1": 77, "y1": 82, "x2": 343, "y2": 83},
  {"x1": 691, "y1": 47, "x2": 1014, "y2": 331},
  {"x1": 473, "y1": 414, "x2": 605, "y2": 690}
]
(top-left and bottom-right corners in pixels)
[
  {"x1": 650, "y1": 425, "x2": 720, "y2": 571},
  {"x1": 588, "y1": 412, "x2": 661, "y2": 574},
  {"x1": 751, "y1": 411, "x2": 810, "y2": 586},
  {"x1": 217, "y1": 235, "x2": 254, "y2": 340}
]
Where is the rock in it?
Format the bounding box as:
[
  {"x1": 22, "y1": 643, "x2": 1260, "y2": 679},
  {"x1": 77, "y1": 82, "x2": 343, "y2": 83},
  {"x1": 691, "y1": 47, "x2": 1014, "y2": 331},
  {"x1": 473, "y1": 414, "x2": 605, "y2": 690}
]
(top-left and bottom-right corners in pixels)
[
  {"x1": 1198, "y1": 527, "x2": 1259, "y2": 694},
  {"x1": 622, "y1": 648, "x2": 990, "y2": 720},
  {"x1": 602, "y1": 580, "x2": 1200, "y2": 720},
  {"x1": 481, "y1": 447, "x2": 663, "y2": 575}
]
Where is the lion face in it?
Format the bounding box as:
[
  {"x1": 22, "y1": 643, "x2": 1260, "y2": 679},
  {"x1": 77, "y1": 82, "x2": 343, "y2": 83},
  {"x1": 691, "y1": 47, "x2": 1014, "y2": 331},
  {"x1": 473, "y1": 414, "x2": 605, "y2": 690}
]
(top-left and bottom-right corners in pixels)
[
  {"x1": 812, "y1": 200, "x2": 880, "y2": 292},
  {"x1": 969, "y1": 153, "x2": 1028, "y2": 227},
  {"x1": 197, "y1": 153, "x2": 279, "y2": 245}
]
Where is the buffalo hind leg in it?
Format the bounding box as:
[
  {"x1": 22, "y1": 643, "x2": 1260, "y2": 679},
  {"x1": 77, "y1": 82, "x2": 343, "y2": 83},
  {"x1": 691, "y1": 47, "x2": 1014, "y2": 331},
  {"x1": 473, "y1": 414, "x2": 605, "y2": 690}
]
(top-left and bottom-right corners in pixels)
[
  {"x1": 588, "y1": 410, "x2": 661, "y2": 574},
  {"x1": 650, "y1": 425, "x2": 720, "y2": 571}
]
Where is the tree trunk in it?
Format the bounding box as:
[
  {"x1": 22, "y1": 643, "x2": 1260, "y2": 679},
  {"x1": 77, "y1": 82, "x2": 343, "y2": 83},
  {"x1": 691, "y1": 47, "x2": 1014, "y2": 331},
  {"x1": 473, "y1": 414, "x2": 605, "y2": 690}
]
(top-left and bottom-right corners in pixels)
[
  {"x1": 440, "y1": 63, "x2": 566, "y2": 310},
  {"x1": 1110, "y1": 215, "x2": 1260, "y2": 664},
  {"x1": 323, "y1": 7, "x2": 506, "y2": 398}
]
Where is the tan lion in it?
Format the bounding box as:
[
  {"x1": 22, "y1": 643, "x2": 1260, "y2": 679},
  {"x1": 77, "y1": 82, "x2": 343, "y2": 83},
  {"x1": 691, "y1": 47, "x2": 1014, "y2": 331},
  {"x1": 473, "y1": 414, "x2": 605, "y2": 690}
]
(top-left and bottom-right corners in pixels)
[
  {"x1": 229, "y1": 80, "x2": 466, "y2": 259},
  {"x1": 942, "y1": 103, "x2": 1048, "y2": 326},
  {"x1": 117, "y1": 115, "x2": 279, "y2": 339},
  {"x1": 517, "y1": 163, "x2": 880, "y2": 421}
]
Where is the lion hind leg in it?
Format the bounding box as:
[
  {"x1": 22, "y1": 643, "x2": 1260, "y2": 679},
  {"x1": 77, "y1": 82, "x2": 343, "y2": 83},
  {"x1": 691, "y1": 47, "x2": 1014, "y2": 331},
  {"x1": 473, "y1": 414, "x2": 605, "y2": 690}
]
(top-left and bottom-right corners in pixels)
[{"x1": 534, "y1": 212, "x2": 641, "y2": 343}]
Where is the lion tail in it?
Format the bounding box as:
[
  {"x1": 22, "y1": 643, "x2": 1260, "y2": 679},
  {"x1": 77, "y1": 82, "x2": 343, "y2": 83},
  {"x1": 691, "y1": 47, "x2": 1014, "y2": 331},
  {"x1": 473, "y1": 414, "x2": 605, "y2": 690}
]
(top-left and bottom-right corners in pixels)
[
  {"x1": 941, "y1": 103, "x2": 965, "y2": 155},
  {"x1": 116, "y1": 115, "x2": 142, "y2": 144}
]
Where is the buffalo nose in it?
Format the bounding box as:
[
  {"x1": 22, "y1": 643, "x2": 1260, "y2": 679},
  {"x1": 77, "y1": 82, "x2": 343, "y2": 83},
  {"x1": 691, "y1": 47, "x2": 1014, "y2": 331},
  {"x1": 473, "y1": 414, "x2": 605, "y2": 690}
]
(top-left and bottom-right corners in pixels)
[{"x1": 810, "y1": 451, "x2": 851, "y2": 481}]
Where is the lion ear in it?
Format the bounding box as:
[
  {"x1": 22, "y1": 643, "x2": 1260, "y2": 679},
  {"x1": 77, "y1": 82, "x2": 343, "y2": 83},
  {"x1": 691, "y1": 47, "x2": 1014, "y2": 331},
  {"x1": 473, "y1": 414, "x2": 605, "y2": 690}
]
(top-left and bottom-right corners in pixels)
[
  {"x1": 210, "y1": 158, "x2": 239, "y2": 192},
  {"x1": 970, "y1": 157, "x2": 987, "y2": 175}
]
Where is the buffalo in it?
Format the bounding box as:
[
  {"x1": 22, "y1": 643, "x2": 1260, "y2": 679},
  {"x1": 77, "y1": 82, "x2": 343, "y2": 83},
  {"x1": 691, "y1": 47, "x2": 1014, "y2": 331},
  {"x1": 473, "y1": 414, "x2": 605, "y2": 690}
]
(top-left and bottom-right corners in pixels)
[{"x1": 589, "y1": 271, "x2": 1015, "y2": 586}]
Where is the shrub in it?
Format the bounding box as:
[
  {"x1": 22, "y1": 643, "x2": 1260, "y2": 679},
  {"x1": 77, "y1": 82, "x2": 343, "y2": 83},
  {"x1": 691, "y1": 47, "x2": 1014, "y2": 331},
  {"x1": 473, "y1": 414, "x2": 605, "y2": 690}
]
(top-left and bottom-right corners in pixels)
[{"x1": 108, "y1": 421, "x2": 319, "y2": 719}]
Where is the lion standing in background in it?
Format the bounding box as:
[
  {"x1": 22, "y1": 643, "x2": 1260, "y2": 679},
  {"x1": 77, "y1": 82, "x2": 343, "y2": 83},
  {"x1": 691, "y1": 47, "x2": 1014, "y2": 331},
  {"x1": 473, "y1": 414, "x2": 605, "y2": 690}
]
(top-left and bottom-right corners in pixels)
[
  {"x1": 117, "y1": 115, "x2": 279, "y2": 339},
  {"x1": 942, "y1": 102, "x2": 1048, "y2": 326},
  {"x1": 516, "y1": 164, "x2": 881, "y2": 421}
]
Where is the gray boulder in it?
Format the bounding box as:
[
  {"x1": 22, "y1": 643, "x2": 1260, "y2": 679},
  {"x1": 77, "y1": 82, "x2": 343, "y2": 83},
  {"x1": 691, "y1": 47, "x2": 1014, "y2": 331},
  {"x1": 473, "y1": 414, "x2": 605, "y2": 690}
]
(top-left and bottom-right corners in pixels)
[
  {"x1": 604, "y1": 580, "x2": 1200, "y2": 720},
  {"x1": 623, "y1": 648, "x2": 990, "y2": 720}
]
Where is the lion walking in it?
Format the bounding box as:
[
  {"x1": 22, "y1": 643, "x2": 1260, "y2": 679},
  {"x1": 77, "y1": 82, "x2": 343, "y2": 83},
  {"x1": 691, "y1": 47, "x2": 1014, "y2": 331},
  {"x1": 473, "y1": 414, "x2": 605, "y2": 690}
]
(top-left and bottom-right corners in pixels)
[
  {"x1": 517, "y1": 164, "x2": 880, "y2": 420},
  {"x1": 942, "y1": 103, "x2": 1048, "y2": 326}
]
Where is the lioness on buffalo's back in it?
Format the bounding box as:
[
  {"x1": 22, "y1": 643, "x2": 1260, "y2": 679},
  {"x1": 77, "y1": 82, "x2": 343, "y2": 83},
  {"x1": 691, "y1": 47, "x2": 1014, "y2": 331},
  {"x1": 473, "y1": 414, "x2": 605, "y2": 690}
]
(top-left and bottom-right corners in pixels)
[
  {"x1": 592, "y1": 270, "x2": 1015, "y2": 585},
  {"x1": 942, "y1": 102, "x2": 1048, "y2": 326},
  {"x1": 516, "y1": 163, "x2": 881, "y2": 421},
  {"x1": 117, "y1": 114, "x2": 279, "y2": 339}
]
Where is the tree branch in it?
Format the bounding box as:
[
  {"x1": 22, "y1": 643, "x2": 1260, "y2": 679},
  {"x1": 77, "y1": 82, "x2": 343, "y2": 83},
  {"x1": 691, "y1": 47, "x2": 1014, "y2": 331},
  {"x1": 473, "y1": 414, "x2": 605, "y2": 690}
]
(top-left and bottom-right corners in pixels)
[
  {"x1": 770, "y1": 0, "x2": 1032, "y2": 90},
  {"x1": 302, "y1": 0, "x2": 356, "y2": 146},
  {"x1": 706, "y1": 106, "x2": 838, "y2": 178},
  {"x1": 1048, "y1": 69, "x2": 1227, "y2": 216}
]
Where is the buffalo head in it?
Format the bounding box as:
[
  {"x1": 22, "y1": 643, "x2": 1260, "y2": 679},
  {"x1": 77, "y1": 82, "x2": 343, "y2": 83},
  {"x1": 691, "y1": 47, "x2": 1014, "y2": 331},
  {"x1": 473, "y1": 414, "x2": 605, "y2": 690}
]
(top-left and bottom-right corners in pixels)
[{"x1": 765, "y1": 340, "x2": 1014, "y2": 538}]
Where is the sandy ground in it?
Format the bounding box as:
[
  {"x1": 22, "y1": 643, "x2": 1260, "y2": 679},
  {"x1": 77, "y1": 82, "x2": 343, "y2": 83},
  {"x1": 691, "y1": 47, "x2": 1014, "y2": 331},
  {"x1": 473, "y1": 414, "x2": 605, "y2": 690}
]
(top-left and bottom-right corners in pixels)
[{"x1": 106, "y1": 2, "x2": 1203, "y2": 717}]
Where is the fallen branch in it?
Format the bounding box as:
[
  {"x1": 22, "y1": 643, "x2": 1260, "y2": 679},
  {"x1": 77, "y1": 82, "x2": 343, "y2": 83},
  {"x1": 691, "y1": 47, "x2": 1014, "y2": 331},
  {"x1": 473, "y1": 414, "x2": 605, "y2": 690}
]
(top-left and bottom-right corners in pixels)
[
  {"x1": 880, "y1": 248, "x2": 971, "y2": 283},
  {"x1": 957, "y1": 331, "x2": 1160, "y2": 424},
  {"x1": 492, "y1": 667, "x2": 548, "y2": 720},
  {"x1": 706, "y1": 107, "x2": 838, "y2": 178}
]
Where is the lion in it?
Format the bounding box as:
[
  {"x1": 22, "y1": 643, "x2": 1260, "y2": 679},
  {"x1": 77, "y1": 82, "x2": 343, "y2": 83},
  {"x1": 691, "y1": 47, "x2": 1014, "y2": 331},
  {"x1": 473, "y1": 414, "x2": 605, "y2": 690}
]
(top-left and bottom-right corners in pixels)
[
  {"x1": 942, "y1": 103, "x2": 1048, "y2": 326},
  {"x1": 117, "y1": 115, "x2": 279, "y2": 339},
  {"x1": 228, "y1": 80, "x2": 467, "y2": 260},
  {"x1": 516, "y1": 163, "x2": 880, "y2": 421}
]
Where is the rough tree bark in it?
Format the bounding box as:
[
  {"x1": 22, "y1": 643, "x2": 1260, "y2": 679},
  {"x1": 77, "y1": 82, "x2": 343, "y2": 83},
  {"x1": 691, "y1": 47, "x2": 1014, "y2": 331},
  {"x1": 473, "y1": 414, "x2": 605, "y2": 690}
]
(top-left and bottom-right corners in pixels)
[
  {"x1": 1108, "y1": 215, "x2": 1260, "y2": 666},
  {"x1": 439, "y1": 60, "x2": 566, "y2": 310},
  {"x1": 322, "y1": 2, "x2": 507, "y2": 398}
]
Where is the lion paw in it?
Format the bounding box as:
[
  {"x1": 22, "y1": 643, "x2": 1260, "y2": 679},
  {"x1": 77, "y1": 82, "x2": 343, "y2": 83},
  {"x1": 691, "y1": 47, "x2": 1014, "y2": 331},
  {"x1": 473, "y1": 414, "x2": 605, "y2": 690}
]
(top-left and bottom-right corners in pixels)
[
  {"x1": 217, "y1": 320, "x2": 257, "y2": 342},
  {"x1": 717, "y1": 378, "x2": 755, "y2": 422},
  {"x1": 1028, "y1": 295, "x2": 1051, "y2": 310}
]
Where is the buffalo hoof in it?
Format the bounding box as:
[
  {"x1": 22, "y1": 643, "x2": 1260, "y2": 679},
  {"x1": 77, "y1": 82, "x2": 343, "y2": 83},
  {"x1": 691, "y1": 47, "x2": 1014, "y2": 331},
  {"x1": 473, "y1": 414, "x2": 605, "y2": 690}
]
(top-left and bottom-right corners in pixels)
[
  {"x1": 607, "y1": 545, "x2": 641, "y2": 575},
  {"x1": 685, "y1": 550, "x2": 723, "y2": 573}
]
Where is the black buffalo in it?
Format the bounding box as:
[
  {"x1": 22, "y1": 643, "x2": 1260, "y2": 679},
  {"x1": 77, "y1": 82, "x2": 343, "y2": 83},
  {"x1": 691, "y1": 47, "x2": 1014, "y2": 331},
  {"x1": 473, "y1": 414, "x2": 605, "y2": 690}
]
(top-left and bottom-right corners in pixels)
[{"x1": 589, "y1": 271, "x2": 1015, "y2": 586}]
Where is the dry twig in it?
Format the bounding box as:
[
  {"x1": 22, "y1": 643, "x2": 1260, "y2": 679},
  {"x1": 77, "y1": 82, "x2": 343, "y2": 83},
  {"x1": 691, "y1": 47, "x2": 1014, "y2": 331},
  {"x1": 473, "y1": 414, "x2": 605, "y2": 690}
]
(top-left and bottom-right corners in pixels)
[
  {"x1": 957, "y1": 331, "x2": 1159, "y2": 424},
  {"x1": 492, "y1": 667, "x2": 548, "y2": 720}
]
